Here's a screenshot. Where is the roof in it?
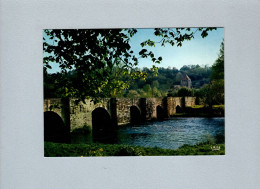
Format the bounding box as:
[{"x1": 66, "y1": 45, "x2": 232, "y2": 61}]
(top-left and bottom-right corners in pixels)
[{"x1": 181, "y1": 74, "x2": 191, "y2": 81}]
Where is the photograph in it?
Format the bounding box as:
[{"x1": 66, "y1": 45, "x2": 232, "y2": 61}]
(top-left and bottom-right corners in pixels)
[
  {"x1": 43, "y1": 28, "x2": 225, "y2": 157},
  {"x1": 1, "y1": 0, "x2": 260, "y2": 188}
]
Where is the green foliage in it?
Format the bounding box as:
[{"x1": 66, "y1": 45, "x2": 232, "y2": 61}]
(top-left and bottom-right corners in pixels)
[
  {"x1": 167, "y1": 90, "x2": 175, "y2": 97},
  {"x1": 211, "y1": 79, "x2": 224, "y2": 104},
  {"x1": 44, "y1": 29, "x2": 159, "y2": 102},
  {"x1": 197, "y1": 83, "x2": 223, "y2": 106},
  {"x1": 127, "y1": 65, "x2": 212, "y2": 98},
  {"x1": 174, "y1": 104, "x2": 224, "y2": 117},
  {"x1": 175, "y1": 72, "x2": 183, "y2": 82},
  {"x1": 44, "y1": 28, "x2": 216, "y2": 102},
  {"x1": 44, "y1": 64, "x2": 213, "y2": 99},
  {"x1": 194, "y1": 41, "x2": 224, "y2": 106},
  {"x1": 151, "y1": 28, "x2": 217, "y2": 47},
  {"x1": 196, "y1": 84, "x2": 212, "y2": 106},
  {"x1": 177, "y1": 87, "x2": 192, "y2": 97},
  {"x1": 210, "y1": 41, "x2": 224, "y2": 105},
  {"x1": 127, "y1": 90, "x2": 140, "y2": 98},
  {"x1": 44, "y1": 142, "x2": 225, "y2": 157},
  {"x1": 211, "y1": 41, "x2": 224, "y2": 80},
  {"x1": 143, "y1": 84, "x2": 152, "y2": 93},
  {"x1": 152, "y1": 80, "x2": 159, "y2": 88}
]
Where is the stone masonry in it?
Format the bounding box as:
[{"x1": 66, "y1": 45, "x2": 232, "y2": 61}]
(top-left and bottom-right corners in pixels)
[{"x1": 44, "y1": 97, "x2": 195, "y2": 131}]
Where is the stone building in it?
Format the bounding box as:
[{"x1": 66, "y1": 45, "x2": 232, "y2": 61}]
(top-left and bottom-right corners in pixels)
[{"x1": 180, "y1": 74, "x2": 192, "y2": 88}]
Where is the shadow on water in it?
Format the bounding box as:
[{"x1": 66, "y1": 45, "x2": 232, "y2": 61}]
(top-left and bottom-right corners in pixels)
[{"x1": 71, "y1": 126, "x2": 118, "y2": 145}]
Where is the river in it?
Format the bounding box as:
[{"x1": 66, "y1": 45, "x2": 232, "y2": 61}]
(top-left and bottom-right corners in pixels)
[
  {"x1": 71, "y1": 117, "x2": 225, "y2": 150},
  {"x1": 116, "y1": 117, "x2": 224, "y2": 149}
]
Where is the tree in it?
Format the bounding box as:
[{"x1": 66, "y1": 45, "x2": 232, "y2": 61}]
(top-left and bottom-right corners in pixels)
[
  {"x1": 175, "y1": 72, "x2": 183, "y2": 82},
  {"x1": 152, "y1": 80, "x2": 159, "y2": 88},
  {"x1": 138, "y1": 89, "x2": 147, "y2": 97},
  {"x1": 211, "y1": 41, "x2": 224, "y2": 80},
  {"x1": 43, "y1": 28, "x2": 216, "y2": 102},
  {"x1": 143, "y1": 84, "x2": 152, "y2": 94},
  {"x1": 211, "y1": 80, "x2": 224, "y2": 104},
  {"x1": 198, "y1": 41, "x2": 224, "y2": 106},
  {"x1": 197, "y1": 84, "x2": 213, "y2": 107},
  {"x1": 210, "y1": 40, "x2": 224, "y2": 105},
  {"x1": 127, "y1": 90, "x2": 140, "y2": 98},
  {"x1": 177, "y1": 87, "x2": 192, "y2": 97}
]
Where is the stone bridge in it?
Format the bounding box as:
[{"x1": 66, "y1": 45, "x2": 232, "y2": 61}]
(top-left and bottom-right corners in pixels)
[{"x1": 44, "y1": 97, "x2": 195, "y2": 133}]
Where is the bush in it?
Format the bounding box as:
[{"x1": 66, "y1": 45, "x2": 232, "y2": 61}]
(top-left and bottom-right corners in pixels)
[{"x1": 177, "y1": 87, "x2": 192, "y2": 97}]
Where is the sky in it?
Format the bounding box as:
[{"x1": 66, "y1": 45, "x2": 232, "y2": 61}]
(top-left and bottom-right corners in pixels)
[
  {"x1": 44, "y1": 28, "x2": 224, "y2": 73},
  {"x1": 129, "y1": 28, "x2": 224, "y2": 69}
]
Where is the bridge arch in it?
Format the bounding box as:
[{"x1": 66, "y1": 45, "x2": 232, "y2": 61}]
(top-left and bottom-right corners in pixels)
[
  {"x1": 176, "y1": 105, "x2": 182, "y2": 113},
  {"x1": 92, "y1": 107, "x2": 116, "y2": 142},
  {"x1": 156, "y1": 105, "x2": 164, "y2": 120},
  {"x1": 130, "y1": 106, "x2": 142, "y2": 125},
  {"x1": 44, "y1": 111, "x2": 70, "y2": 143}
]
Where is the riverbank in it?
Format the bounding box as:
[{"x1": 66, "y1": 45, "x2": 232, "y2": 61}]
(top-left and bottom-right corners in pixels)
[
  {"x1": 172, "y1": 105, "x2": 224, "y2": 117},
  {"x1": 45, "y1": 142, "x2": 225, "y2": 157}
]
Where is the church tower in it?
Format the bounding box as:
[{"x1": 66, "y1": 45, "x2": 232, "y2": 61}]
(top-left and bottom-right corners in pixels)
[{"x1": 180, "y1": 74, "x2": 192, "y2": 88}]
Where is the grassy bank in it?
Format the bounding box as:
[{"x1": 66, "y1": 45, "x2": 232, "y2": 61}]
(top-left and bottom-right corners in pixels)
[
  {"x1": 172, "y1": 105, "x2": 225, "y2": 117},
  {"x1": 45, "y1": 142, "x2": 225, "y2": 157}
]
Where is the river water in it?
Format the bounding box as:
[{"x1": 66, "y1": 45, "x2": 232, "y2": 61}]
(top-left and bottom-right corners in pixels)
[{"x1": 116, "y1": 117, "x2": 224, "y2": 149}]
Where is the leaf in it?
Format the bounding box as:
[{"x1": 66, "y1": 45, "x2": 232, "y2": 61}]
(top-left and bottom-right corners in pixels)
[
  {"x1": 45, "y1": 64, "x2": 52, "y2": 69},
  {"x1": 139, "y1": 49, "x2": 147, "y2": 55}
]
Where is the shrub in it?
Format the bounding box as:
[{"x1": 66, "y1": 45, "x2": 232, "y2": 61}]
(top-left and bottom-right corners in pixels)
[{"x1": 177, "y1": 87, "x2": 192, "y2": 97}]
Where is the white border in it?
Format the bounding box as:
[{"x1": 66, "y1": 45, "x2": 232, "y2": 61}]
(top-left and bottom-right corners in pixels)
[{"x1": 1, "y1": 0, "x2": 260, "y2": 188}]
